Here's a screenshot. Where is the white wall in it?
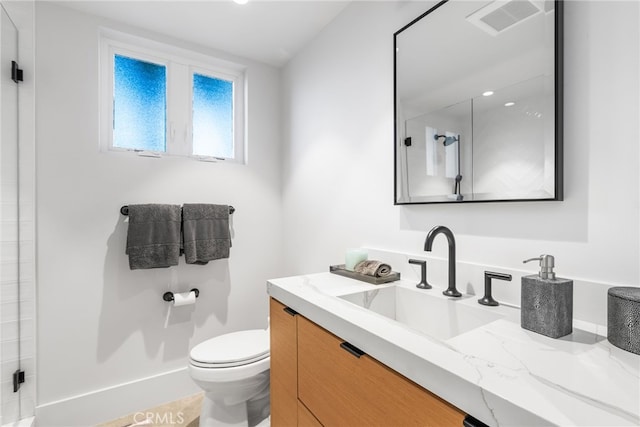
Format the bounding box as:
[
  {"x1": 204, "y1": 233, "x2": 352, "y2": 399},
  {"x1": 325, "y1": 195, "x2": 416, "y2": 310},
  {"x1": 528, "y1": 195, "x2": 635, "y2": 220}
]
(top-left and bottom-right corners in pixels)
[
  {"x1": 34, "y1": 3, "x2": 282, "y2": 424},
  {"x1": 282, "y1": 0, "x2": 639, "y2": 304}
]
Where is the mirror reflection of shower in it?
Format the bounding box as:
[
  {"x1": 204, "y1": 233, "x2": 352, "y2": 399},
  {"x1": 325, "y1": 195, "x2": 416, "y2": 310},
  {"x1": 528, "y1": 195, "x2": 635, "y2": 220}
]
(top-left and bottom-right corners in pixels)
[
  {"x1": 435, "y1": 134, "x2": 457, "y2": 146},
  {"x1": 434, "y1": 133, "x2": 463, "y2": 201},
  {"x1": 399, "y1": 98, "x2": 473, "y2": 203}
]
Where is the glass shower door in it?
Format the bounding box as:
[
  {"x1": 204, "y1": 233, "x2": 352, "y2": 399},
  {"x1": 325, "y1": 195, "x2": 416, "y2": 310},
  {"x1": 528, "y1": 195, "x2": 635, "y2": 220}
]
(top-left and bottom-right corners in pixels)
[{"x1": 1, "y1": 5, "x2": 32, "y2": 424}]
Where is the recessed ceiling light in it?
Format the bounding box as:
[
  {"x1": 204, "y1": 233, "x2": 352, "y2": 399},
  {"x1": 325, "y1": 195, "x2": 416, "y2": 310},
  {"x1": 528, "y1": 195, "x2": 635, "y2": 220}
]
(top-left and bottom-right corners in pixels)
[
  {"x1": 482, "y1": 91, "x2": 494, "y2": 97},
  {"x1": 233, "y1": 0, "x2": 248, "y2": 4},
  {"x1": 504, "y1": 101, "x2": 515, "y2": 107}
]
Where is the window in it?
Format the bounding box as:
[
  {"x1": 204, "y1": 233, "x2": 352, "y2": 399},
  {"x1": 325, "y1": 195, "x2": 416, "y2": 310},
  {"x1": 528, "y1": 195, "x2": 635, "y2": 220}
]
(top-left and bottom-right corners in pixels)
[
  {"x1": 100, "y1": 30, "x2": 245, "y2": 163},
  {"x1": 113, "y1": 54, "x2": 167, "y2": 152},
  {"x1": 192, "y1": 72, "x2": 234, "y2": 158}
]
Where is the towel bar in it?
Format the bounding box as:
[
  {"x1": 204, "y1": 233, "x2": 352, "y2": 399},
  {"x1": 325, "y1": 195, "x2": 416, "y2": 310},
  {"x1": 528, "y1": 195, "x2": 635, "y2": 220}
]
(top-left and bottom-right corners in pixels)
[{"x1": 120, "y1": 205, "x2": 235, "y2": 216}]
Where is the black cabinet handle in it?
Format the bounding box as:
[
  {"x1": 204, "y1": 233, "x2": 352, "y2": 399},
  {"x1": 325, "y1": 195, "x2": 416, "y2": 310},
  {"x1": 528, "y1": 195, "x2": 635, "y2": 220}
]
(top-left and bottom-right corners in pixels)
[
  {"x1": 340, "y1": 341, "x2": 365, "y2": 358},
  {"x1": 463, "y1": 415, "x2": 489, "y2": 427},
  {"x1": 283, "y1": 307, "x2": 298, "y2": 316}
]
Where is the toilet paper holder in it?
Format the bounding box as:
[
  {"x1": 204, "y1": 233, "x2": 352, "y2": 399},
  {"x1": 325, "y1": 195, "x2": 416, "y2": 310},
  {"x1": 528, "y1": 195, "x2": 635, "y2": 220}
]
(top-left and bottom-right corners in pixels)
[{"x1": 163, "y1": 288, "x2": 200, "y2": 302}]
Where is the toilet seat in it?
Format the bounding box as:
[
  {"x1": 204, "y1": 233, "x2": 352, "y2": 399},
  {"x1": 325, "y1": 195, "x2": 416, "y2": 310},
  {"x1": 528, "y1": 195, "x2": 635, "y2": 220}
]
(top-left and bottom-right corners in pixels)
[{"x1": 190, "y1": 329, "x2": 269, "y2": 368}]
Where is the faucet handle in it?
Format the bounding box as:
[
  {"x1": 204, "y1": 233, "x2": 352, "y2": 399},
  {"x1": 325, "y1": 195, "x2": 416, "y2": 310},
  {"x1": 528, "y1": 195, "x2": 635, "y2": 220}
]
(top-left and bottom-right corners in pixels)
[
  {"x1": 478, "y1": 271, "x2": 512, "y2": 306},
  {"x1": 408, "y1": 259, "x2": 431, "y2": 289}
]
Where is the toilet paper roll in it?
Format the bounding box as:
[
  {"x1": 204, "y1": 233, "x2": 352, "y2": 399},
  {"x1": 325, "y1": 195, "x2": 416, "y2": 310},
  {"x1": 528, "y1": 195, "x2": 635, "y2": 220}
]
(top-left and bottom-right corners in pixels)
[{"x1": 173, "y1": 291, "x2": 197, "y2": 307}]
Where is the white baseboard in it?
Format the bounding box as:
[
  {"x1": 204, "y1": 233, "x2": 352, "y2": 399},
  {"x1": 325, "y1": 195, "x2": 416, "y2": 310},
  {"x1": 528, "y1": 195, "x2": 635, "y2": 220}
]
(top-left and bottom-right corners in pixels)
[
  {"x1": 2, "y1": 416, "x2": 35, "y2": 427},
  {"x1": 35, "y1": 367, "x2": 200, "y2": 426}
]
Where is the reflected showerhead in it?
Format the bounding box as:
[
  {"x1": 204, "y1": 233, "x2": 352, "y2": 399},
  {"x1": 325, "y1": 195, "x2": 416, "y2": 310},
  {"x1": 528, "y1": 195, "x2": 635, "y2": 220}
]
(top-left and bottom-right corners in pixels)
[{"x1": 434, "y1": 134, "x2": 459, "y2": 146}]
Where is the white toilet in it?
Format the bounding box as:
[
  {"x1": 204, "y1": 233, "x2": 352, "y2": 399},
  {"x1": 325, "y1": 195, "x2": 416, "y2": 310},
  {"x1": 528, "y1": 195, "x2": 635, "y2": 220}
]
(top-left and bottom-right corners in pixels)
[{"x1": 188, "y1": 329, "x2": 270, "y2": 427}]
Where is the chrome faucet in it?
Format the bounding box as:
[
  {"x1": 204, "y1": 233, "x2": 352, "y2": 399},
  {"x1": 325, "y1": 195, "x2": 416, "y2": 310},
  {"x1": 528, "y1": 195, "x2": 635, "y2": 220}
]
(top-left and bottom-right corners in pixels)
[{"x1": 424, "y1": 225, "x2": 461, "y2": 297}]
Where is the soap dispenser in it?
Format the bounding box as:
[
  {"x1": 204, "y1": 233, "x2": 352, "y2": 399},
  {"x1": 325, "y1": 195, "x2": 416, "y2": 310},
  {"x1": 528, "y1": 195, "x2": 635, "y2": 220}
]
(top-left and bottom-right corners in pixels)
[{"x1": 521, "y1": 255, "x2": 573, "y2": 338}]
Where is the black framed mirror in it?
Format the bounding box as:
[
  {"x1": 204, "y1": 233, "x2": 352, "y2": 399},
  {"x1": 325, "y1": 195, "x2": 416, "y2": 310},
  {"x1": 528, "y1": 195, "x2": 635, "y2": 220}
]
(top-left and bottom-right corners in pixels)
[{"x1": 394, "y1": 0, "x2": 563, "y2": 204}]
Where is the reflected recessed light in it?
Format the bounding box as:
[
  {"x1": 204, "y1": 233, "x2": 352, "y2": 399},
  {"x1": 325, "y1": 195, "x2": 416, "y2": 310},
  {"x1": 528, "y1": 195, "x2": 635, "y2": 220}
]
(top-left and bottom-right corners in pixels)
[
  {"x1": 482, "y1": 90, "x2": 494, "y2": 97},
  {"x1": 233, "y1": 0, "x2": 248, "y2": 4},
  {"x1": 504, "y1": 102, "x2": 515, "y2": 107}
]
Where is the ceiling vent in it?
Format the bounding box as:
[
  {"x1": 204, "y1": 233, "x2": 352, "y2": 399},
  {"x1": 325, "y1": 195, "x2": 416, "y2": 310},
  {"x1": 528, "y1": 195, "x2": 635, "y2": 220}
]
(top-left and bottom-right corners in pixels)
[{"x1": 466, "y1": 0, "x2": 547, "y2": 36}]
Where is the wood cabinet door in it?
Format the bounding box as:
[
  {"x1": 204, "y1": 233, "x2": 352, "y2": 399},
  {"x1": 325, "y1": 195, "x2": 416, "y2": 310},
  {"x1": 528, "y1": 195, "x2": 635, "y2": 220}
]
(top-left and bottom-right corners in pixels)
[
  {"x1": 298, "y1": 315, "x2": 362, "y2": 426},
  {"x1": 270, "y1": 298, "x2": 299, "y2": 426},
  {"x1": 358, "y1": 355, "x2": 465, "y2": 426},
  {"x1": 297, "y1": 315, "x2": 465, "y2": 426},
  {"x1": 297, "y1": 400, "x2": 323, "y2": 427}
]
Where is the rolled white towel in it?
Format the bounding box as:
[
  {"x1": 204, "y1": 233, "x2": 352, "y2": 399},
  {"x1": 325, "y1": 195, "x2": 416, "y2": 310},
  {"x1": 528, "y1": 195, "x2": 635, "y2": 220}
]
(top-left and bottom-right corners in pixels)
[{"x1": 354, "y1": 260, "x2": 392, "y2": 277}]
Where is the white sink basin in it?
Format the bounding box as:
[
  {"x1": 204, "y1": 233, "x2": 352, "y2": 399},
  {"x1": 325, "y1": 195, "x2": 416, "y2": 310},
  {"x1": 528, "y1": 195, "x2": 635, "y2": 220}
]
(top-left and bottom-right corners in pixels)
[{"x1": 339, "y1": 285, "x2": 503, "y2": 341}]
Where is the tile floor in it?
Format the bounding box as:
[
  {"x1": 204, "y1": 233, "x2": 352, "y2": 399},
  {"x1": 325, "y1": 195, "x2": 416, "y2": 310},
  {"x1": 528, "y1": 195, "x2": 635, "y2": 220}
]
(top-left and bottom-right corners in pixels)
[{"x1": 96, "y1": 393, "x2": 203, "y2": 427}]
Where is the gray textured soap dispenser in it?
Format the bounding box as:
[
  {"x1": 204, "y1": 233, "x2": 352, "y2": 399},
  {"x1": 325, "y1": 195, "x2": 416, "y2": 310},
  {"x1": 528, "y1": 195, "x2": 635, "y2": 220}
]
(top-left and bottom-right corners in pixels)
[{"x1": 521, "y1": 255, "x2": 573, "y2": 338}]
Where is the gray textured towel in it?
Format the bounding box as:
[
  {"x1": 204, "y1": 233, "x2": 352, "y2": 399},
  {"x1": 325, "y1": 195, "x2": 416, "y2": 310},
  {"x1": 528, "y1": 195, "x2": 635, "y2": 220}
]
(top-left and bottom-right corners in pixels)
[
  {"x1": 125, "y1": 204, "x2": 181, "y2": 270},
  {"x1": 354, "y1": 260, "x2": 392, "y2": 277},
  {"x1": 182, "y1": 204, "x2": 231, "y2": 265}
]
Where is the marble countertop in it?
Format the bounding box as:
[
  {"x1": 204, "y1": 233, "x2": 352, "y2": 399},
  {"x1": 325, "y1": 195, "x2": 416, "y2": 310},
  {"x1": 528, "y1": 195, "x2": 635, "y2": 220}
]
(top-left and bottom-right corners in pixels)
[{"x1": 267, "y1": 272, "x2": 640, "y2": 427}]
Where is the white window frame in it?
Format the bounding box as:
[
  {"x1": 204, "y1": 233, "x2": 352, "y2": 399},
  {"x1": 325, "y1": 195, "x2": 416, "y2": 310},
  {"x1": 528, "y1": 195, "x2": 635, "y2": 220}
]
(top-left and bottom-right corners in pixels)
[{"x1": 99, "y1": 29, "x2": 246, "y2": 163}]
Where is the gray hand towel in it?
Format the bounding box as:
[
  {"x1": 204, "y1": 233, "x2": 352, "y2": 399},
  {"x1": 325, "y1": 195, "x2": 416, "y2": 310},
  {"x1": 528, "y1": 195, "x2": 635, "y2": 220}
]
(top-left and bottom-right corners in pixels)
[
  {"x1": 354, "y1": 260, "x2": 392, "y2": 277},
  {"x1": 125, "y1": 204, "x2": 181, "y2": 270},
  {"x1": 182, "y1": 204, "x2": 231, "y2": 265}
]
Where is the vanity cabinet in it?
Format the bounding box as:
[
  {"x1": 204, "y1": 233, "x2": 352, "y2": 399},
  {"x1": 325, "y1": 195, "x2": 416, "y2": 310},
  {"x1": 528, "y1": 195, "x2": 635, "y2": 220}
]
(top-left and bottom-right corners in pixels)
[
  {"x1": 269, "y1": 298, "x2": 299, "y2": 426},
  {"x1": 270, "y1": 297, "x2": 465, "y2": 426}
]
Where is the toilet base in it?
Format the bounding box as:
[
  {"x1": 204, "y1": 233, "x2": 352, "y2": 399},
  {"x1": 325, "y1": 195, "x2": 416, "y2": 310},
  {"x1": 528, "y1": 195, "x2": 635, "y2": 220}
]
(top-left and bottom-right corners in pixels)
[
  {"x1": 200, "y1": 395, "x2": 247, "y2": 427},
  {"x1": 199, "y1": 385, "x2": 270, "y2": 427}
]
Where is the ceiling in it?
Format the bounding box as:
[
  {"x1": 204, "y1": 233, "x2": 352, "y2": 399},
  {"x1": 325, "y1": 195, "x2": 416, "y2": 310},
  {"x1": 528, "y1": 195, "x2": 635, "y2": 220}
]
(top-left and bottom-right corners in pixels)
[{"x1": 54, "y1": 0, "x2": 351, "y2": 67}]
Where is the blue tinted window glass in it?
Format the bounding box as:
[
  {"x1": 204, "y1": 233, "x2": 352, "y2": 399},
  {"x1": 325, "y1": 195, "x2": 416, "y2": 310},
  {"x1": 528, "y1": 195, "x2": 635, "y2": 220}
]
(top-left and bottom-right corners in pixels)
[
  {"x1": 113, "y1": 54, "x2": 166, "y2": 152},
  {"x1": 192, "y1": 73, "x2": 234, "y2": 158}
]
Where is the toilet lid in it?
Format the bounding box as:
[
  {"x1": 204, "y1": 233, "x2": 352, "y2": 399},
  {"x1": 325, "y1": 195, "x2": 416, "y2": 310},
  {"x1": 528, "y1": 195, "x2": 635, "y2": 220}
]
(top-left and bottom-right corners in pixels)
[{"x1": 190, "y1": 329, "x2": 269, "y2": 367}]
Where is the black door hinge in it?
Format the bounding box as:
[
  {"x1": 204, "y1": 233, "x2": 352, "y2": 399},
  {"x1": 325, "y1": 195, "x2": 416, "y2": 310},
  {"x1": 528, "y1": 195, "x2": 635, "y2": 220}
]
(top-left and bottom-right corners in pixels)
[
  {"x1": 13, "y1": 369, "x2": 25, "y2": 392},
  {"x1": 11, "y1": 61, "x2": 23, "y2": 83}
]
